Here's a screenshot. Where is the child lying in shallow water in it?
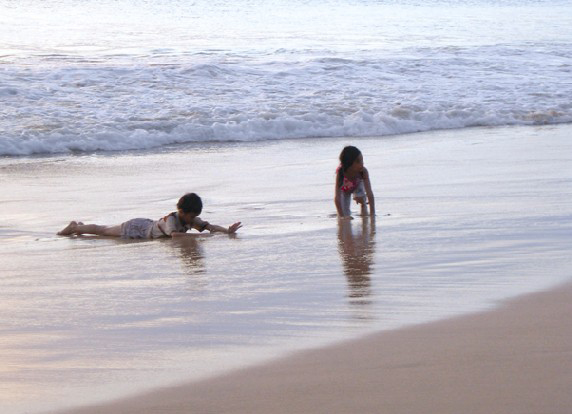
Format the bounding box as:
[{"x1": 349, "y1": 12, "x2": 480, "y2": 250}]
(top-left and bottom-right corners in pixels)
[{"x1": 57, "y1": 193, "x2": 242, "y2": 238}]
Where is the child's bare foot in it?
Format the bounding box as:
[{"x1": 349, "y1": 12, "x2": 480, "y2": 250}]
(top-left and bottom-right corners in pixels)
[{"x1": 57, "y1": 221, "x2": 78, "y2": 236}]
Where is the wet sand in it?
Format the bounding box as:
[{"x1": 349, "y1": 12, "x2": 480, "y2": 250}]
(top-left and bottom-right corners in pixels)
[
  {"x1": 2, "y1": 124, "x2": 571, "y2": 414},
  {"x1": 55, "y1": 281, "x2": 572, "y2": 414}
]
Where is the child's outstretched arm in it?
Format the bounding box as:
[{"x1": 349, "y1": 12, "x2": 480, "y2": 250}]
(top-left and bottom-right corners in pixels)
[
  {"x1": 206, "y1": 222, "x2": 242, "y2": 234},
  {"x1": 186, "y1": 217, "x2": 242, "y2": 234},
  {"x1": 171, "y1": 221, "x2": 242, "y2": 237}
]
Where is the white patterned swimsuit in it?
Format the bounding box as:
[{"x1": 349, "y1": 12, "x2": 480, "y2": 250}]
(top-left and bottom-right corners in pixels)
[{"x1": 120, "y1": 212, "x2": 209, "y2": 239}]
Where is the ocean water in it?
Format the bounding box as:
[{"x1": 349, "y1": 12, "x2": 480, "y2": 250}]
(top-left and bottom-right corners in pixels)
[{"x1": 1, "y1": 0, "x2": 571, "y2": 155}]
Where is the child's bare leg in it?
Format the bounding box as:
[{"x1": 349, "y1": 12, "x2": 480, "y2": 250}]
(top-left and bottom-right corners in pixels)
[
  {"x1": 74, "y1": 224, "x2": 122, "y2": 237},
  {"x1": 58, "y1": 222, "x2": 122, "y2": 237},
  {"x1": 355, "y1": 197, "x2": 369, "y2": 216},
  {"x1": 102, "y1": 225, "x2": 122, "y2": 236}
]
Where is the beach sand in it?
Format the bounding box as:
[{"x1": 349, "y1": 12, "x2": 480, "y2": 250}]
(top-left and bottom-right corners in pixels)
[
  {"x1": 2, "y1": 124, "x2": 571, "y2": 413},
  {"x1": 54, "y1": 282, "x2": 572, "y2": 414}
]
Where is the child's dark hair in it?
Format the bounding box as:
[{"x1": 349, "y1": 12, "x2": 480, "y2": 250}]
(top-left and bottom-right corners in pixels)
[
  {"x1": 177, "y1": 193, "x2": 203, "y2": 215},
  {"x1": 337, "y1": 146, "x2": 362, "y2": 187}
]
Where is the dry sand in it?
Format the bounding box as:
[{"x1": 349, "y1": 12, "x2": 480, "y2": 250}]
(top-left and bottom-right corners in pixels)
[{"x1": 56, "y1": 281, "x2": 572, "y2": 414}]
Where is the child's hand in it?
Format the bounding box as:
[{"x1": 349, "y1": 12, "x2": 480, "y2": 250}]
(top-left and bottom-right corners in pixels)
[{"x1": 228, "y1": 222, "x2": 242, "y2": 234}]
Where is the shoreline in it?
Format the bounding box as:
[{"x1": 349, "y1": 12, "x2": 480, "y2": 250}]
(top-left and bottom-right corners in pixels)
[
  {"x1": 2, "y1": 123, "x2": 571, "y2": 162},
  {"x1": 53, "y1": 280, "x2": 572, "y2": 414}
]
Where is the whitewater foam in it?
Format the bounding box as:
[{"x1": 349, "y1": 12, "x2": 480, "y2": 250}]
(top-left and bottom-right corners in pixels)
[{"x1": 1, "y1": 0, "x2": 571, "y2": 156}]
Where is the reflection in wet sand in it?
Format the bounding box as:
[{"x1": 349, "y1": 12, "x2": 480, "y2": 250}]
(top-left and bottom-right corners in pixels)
[
  {"x1": 172, "y1": 237, "x2": 205, "y2": 273},
  {"x1": 171, "y1": 237, "x2": 208, "y2": 294},
  {"x1": 337, "y1": 217, "x2": 376, "y2": 308}
]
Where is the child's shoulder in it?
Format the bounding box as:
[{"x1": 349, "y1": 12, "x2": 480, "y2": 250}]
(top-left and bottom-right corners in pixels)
[
  {"x1": 162, "y1": 211, "x2": 177, "y2": 220},
  {"x1": 160, "y1": 212, "x2": 179, "y2": 226}
]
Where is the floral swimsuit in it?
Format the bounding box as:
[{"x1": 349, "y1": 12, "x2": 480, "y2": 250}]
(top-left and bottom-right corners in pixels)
[{"x1": 337, "y1": 165, "x2": 362, "y2": 193}]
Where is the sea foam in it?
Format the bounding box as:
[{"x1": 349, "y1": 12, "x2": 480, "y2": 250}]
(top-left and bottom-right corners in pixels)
[
  {"x1": 1, "y1": 0, "x2": 571, "y2": 156},
  {"x1": 2, "y1": 50, "x2": 571, "y2": 156}
]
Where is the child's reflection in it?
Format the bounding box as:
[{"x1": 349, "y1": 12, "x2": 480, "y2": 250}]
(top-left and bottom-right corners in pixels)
[
  {"x1": 171, "y1": 236, "x2": 206, "y2": 275},
  {"x1": 337, "y1": 218, "x2": 376, "y2": 305}
]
